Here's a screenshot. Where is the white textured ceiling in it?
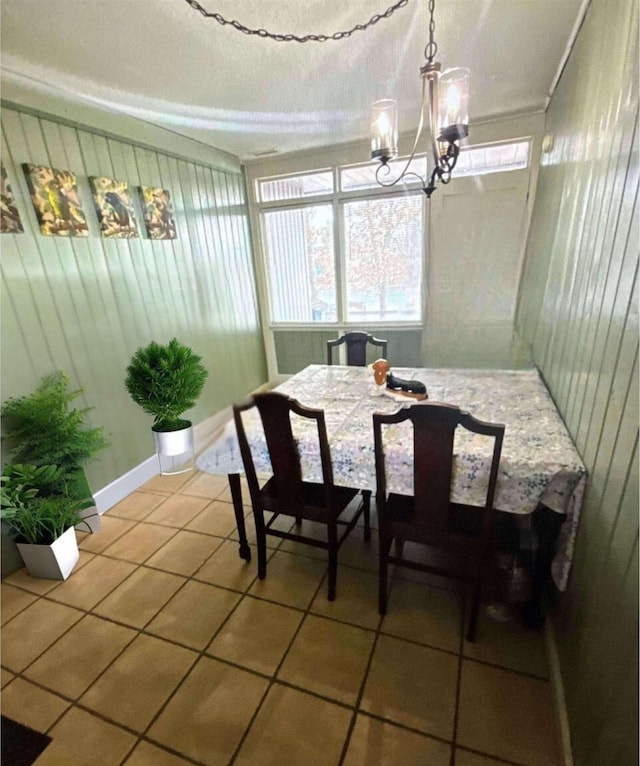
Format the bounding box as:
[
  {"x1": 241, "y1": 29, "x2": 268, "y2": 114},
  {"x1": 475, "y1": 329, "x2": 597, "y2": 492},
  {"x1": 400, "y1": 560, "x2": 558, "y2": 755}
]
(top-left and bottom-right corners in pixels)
[{"x1": 0, "y1": 0, "x2": 585, "y2": 160}]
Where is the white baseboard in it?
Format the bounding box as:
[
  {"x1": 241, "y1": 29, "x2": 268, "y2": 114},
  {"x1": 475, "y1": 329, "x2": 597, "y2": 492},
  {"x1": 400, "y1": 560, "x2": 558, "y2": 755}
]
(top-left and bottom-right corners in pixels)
[
  {"x1": 544, "y1": 616, "x2": 574, "y2": 766},
  {"x1": 93, "y1": 407, "x2": 233, "y2": 515}
]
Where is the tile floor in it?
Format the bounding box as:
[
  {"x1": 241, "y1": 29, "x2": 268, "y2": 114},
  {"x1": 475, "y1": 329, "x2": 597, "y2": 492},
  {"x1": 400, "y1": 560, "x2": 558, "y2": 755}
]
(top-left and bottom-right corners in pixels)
[{"x1": 1, "y1": 470, "x2": 564, "y2": 766}]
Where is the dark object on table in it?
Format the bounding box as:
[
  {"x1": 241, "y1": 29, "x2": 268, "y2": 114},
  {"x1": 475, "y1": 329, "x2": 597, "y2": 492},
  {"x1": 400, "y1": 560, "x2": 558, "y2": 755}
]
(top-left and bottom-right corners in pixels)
[
  {"x1": 1, "y1": 716, "x2": 52, "y2": 766},
  {"x1": 233, "y1": 391, "x2": 371, "y2": 601},
  {"x1": 327, "y1": 331, "x2": 388, "y2": 366},
  {"x1": 386, "y1": 372, "x2": 428, "y2": 399},
  {"x1": 373, "y1": 401, "x2": 505, "y2": 642}
]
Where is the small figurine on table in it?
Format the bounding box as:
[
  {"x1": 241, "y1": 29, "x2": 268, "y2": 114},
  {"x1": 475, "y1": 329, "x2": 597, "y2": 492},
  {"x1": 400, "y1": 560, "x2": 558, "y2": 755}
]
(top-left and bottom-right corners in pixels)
[
  {"x1": 372, "y1": 359, "x2": 391, "y2": 395},
  {"x1": 372, "y1": 358, "x2": 428, "y2": 401}
]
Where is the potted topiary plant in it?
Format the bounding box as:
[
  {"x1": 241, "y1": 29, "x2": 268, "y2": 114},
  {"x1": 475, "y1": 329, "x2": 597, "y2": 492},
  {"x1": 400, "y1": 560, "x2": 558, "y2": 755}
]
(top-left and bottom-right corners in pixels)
[
  {"x1": 1, "y1": 371, "x2": 109, "y2": 533},
  {"x1": 1, "y1": 464, "x2": 95, "y2": 580},
  {"x1": 125, "y1": 338, "x2": 209, "y2": 475}
]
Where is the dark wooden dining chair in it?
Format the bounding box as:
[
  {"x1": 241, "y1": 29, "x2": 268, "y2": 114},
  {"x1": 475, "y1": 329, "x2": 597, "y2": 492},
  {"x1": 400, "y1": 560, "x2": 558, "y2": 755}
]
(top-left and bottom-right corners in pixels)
[
  {"x1": 373, "y1": 402, "x2": 504, "y2": 641},
  {"x1": 326, "y1": 331, "x2": 388, "y2": 366},
  {"x1": 233, "y1": 391, "x2": 371, "y2": 601}
]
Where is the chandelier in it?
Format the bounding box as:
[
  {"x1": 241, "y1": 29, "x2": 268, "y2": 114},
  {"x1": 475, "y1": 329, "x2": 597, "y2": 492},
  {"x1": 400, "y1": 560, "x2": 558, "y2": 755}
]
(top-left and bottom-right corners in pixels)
[{"x1": 370, "y1": 0, "x2": 470, "y2": 197}]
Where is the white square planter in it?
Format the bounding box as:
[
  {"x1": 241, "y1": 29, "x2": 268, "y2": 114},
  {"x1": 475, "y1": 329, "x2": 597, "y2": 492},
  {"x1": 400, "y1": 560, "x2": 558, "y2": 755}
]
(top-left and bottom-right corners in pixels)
[{"x1": 17, "y1": 526, "x2": 80, "y2": 580}]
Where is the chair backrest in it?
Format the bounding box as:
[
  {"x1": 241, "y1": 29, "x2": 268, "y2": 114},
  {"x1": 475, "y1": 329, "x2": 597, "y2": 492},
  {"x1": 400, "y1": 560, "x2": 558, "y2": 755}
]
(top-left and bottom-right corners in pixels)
[
  {"x1": 233, "y1": 391, "x2": 335, "y2": 516},
  {"x1": 326, "y1": 331, "x2": 388, "y2": 366},
  {"x1": 373, "y1": 402, "x2": 504, "y2": 539}
]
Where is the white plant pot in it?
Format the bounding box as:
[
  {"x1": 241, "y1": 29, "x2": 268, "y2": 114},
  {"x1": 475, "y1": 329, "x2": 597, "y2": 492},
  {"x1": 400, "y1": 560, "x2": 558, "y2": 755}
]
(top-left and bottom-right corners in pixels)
[
  {"x1": 152, "y1": 422, "x2": 195, "y2": 475},
  {"x1": 17, "y1": 526, "x2": 80, "y2": 580}
]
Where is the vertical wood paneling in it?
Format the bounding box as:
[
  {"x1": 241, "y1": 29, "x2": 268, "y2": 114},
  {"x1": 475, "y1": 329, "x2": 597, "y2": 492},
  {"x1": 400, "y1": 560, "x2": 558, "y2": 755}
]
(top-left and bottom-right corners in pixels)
[
  {"x1": 515, "y1": 0, "x2": 638, "y2": 763},
  {"x1": 1, "y1": 105, "x2": 266, "y2": 492}
]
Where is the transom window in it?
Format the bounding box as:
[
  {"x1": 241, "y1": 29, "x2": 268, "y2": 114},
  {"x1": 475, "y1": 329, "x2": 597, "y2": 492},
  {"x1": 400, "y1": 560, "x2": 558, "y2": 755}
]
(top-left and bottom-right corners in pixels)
[{"x1": 255, "y1": 139, "x2": 530, "y2": 327}]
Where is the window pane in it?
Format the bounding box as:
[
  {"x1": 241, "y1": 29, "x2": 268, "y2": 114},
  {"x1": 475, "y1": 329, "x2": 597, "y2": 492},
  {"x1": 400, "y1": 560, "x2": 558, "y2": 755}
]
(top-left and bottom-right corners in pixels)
[
  {"x1": 263, "y1": 205, "x2": 336, "y2": 323},
  {"x1": 454, "y1": 140, "x2": 530, "y2": 177},
  {"x1": 344, "y1": 195, "x2": 423, "y2": 322},
  {"x1": 259, "y1": 171, "x2": 333, "y2": 202},
  {"x1": 340, "y1": 157, "x2": 428, "y2": 192}
]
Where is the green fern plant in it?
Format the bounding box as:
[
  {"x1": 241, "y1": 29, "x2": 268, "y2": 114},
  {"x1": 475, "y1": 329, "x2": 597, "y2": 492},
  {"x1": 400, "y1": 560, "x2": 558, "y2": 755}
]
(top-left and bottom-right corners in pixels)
[
  {"x1": 1, "y1": 372, "x2": 109, "y2": 496},
  {"x1": 124, "y1": 338, "x2": 209, "y2": 431}
]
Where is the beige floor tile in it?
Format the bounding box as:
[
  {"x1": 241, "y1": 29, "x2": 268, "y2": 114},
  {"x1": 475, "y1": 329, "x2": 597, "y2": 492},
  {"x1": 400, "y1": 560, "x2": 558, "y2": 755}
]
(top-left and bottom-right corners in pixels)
[
  {"x1": 463, "y1": 612, "x2": 549, "y2": 677},
  {"x1": 108, "y1": 491, "x2": 166, "y2": 521},
  {"x1": 234, "y1": 683, "x2": 352, "y2": 766},
  {"x1": 102, "y1": 522, "x2": 177, "y2": 563},
  {"x1": 1, "y1": 677, "x2": 70, "y2": 732},
  {"x1": 343, "y1": 714, "x2": 451, "y2": 766},
  {"x1": 2, "y1": 668, "x2": 15, "y2": 687},
  {"x1": 146, "y1": 580, "x2": 240, "y2": 650},
  {"x1": 278, "y1": 519, "x2": 331, "y2": 561},
  {"x1": 186, "y1": 500, "x2": 240, "y2": 537},
  {"x1": 80, "y1": 633, "x2": 197, "y2": 732},
  {"x1": 454, "y1": 749, "x2": 509, "y2": 765},
  {"x1": 47, "y1": 555, "x2": 137, "y2": 610},
  {"x1": 361, "y1": 634, "x2": 458, "y2": 740},
  {"x1": 79, "y1": 515, "x2": 137, "y2": 553},
  {"x1": 181, "y1": 472, "x2": 229, "y2": 499},
  {"x1": 124, "y1": 740, "x2": 196, "y2": 765},
  {"x1": 381, "y1": 579, "x2": 463, "y2": 652},
  {"x1": 142, "y1": 471, "x2": 193, "y2": 494},
  {"x1": 195, "y1": 540, "x2": 260, "y2": 591},
  {"x1": 228, "y1": 511, "x2": 282, "y2": 549},
  {"x1": 457, "y1": 659, "x2": 562, "y2": 766},
  {"x1": 148, "y1": 655, "x2": 268, "y2": 766},
  {"x1": 248, "y1": 550, "x2": 327, "y2": 609},
  {"x1": 144, "y1": 530, "x2": 220, "y2": 576},
  {"x1": 208, "y1": 595, "x2": 303, "y2": 675},
  {"x1": 310, "y1": 566, "x2": 381, "y2": 630},
  {"x1": 215, "y1": 474, "x2": 251, "y2": 503},
  {"x1": 3, "y1": 567, "x2": 63, "y2": 596},
  {"x1": 24, "y1": 614, "x2": 136, "y2": 699},
  {"x1": 144, "y1": 493, "x2": 211, "y2": 528},
  {"x1": 35, "y1": 706, "x2": 137, "y2": 765},
  {"x1": 335, "y1": 527, "x2": 380, "y2": 572},
  {"x1": 2, "y1": 583, "x2": 38, "y2": 624},
  {"x1": 2, "y1": 599, "x2": 83, "y2": 672},
  {"x1": 278, "y1": 614, "x2": 375, "y2": 705},
  {"x1": 93, "y1": 566, "x2": 186, "y2": 628}
]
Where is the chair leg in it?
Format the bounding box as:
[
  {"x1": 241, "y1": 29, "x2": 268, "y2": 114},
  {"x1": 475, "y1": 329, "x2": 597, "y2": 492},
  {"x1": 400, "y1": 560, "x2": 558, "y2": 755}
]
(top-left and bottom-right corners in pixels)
[
  {"x1": 362, "y1": 490, "x2": 371, "y2": 542},
  {"x1": 327, "y1": 521, "x2": 338, "y2": 601},
  {"x1": 378, "y1": 532, "x2": 392, "y2": 615},
  {"x1": 394, "y1": 536, "x2": 405, "y2": 557},
  {"x1": 466, "y1": 577, "x2": 482, "y2": 642},
  {"x1": 254, "y1": 510, "x2": 267, "y2": 580}
]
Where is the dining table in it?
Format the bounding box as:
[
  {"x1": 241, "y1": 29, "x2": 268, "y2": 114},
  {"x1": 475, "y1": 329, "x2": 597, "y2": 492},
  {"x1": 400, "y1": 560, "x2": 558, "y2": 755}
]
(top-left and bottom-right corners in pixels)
[{"x1": 197, "y1": 364, "x2": 587, "y2": 609}]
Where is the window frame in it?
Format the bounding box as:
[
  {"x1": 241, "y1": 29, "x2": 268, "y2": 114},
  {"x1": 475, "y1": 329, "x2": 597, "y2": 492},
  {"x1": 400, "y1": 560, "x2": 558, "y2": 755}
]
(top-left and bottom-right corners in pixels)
[
  {"x1": 257, "y1": 172, "x2": 426, "y2": 329},
  {"x1": 253, "y1": 137, "x2": 532, "y2": 330}
]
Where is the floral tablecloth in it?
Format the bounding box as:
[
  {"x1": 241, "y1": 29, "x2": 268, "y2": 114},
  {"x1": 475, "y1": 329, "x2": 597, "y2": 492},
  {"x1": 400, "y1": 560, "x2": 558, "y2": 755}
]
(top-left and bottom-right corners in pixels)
[{"x1": 197, "y1": 365, "x2": 587, "y2": 590}]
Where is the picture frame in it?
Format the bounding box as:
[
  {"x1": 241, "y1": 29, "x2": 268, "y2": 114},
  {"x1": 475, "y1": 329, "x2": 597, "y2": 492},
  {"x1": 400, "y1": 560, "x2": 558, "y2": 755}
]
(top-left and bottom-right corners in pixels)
[
  {"x1": 22, "y1": 164, "x2": 88, "y2": 237},
  {"x1": 1, "y1": 163, "x2": 24, "y2": 234},
  {"x1": 138, "y1": 186, "x2": 177, "y2": 240},
  {"x1": 89, "y1": 176, "x2": 139, "y2": 238}
]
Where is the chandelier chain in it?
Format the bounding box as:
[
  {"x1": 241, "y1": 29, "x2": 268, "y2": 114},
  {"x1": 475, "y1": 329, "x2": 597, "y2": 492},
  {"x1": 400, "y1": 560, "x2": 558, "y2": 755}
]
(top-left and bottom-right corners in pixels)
[
  {"x1": 183, "y1": 0, "x2": 410, "y2": 43},
  {"x1": 424, "y1": 0, "x2": 437, "y2": 62}
]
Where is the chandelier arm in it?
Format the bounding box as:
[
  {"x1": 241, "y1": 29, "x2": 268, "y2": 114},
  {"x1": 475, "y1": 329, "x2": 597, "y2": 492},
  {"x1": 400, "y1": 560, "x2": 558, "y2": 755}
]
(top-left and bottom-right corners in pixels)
[
  {"x1": 425, "y1": 72, "x2": 441, "y2": 180},
  {"x1": 183, "y1": 0, "x2": 410, "y2": 43}
]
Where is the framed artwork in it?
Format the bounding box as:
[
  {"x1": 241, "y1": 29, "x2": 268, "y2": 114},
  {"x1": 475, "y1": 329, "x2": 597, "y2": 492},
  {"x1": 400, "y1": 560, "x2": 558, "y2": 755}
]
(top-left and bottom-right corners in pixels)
[
  {"x1": 89, "y1": 176, "x2": 139, "y2": 238},
  {"x1": 22, "y1": 164, "x2": 88, "y2": 237},
  {"x1": 1, "y1": 163, "x2": 24, "y2": 234},
  {"x1": 138, "y1": 186, "x2": 177, "y2": 240}
]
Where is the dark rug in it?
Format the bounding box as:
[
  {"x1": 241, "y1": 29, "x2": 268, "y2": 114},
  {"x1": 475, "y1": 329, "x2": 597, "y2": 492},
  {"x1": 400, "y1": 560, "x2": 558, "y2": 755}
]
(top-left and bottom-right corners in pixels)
[{"x1": 1, "y1": 715, "x2": 52, "y2": 766}]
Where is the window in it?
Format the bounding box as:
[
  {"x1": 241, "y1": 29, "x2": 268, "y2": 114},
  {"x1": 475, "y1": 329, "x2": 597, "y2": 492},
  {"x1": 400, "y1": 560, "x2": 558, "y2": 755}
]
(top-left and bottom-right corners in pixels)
[
  {"x1": 343, "y1": 196, "x2": 423, "y2": 322},
  {"x1": 256, "y1": 139, "x2": 529, "y2": 327}
]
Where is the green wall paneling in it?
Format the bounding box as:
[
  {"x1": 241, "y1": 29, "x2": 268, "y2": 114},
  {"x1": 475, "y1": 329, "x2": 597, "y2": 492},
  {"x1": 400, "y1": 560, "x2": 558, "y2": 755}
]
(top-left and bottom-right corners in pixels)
[
  {"x1": 515, "y1": 0, "x2": 638, "y2": 763},
  {"x1": 1, "y1": 104, "x2": 267, "y2": 499}
]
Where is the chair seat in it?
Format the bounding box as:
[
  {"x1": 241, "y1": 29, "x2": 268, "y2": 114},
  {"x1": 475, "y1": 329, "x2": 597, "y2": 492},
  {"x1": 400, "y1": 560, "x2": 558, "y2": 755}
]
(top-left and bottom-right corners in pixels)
[
  {"x1": 385, "y1": 493, "x2": 485, "y2": 547},
  {"x1": 260, "y1": 477, "x2": 360, "y2": 522}
]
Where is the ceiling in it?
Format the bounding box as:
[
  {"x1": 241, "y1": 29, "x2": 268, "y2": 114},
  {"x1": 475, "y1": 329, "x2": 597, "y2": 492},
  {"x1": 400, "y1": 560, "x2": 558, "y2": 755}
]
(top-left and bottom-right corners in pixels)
[{"x1": 0, "y1": 0, "x2": 585, "y2": 161}]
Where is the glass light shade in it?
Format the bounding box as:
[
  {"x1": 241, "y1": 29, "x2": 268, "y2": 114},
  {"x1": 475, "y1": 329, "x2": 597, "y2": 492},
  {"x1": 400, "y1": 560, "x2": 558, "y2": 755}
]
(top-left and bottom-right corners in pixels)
[
  {"x1": 371, "y1": 99, "x2": 398, "y2": 162},
  {"x1": 437, "y1": 67, "x2": 470, "y2": 144}
]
